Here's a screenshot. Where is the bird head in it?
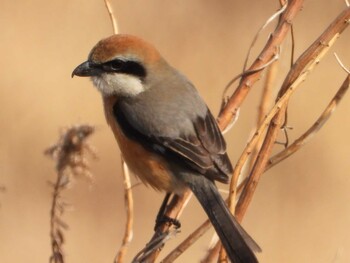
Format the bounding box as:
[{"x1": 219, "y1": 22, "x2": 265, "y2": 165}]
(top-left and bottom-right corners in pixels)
[{"x1": 72, "y1": 34, "x2": 168, "y2": 97}]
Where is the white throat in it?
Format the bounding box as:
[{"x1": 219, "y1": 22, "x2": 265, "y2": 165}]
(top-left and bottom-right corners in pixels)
[{"x1": 91, "y1": 73, "x2": 144, "y2": 97}]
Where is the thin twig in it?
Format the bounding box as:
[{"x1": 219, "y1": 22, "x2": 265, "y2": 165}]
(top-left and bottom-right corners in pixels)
[
  {"x1": 290, "y1": 24, "x2": 296, "y2": 67},
  {"x1": 221, "y1": 51, "x2": 280, "y2": 112},
  {"x1": 221, "y1": 107, "x2": 239, "y2": 135},
  {"x1": 227, "y1": 80, "x2": 293, "y2": 212},
  {"x1": 266, "y1": 75, "x2": 350, "y2": 170},
  {"x1": 104, "y1": 0, "x2": 118, "y2": 34},
  {"x1": 114, "y1": 160, "x2": 134, "y2": 263},
  {"x1": 266, "y1": 52, "x2": 350, "y2": 170},
  {"x1": 217, "y1": 0, "x2": 304, "y2": 130},
  {"x1": 334, "y1": 53, "x2": 350, "y2": 74},
  {"x1": 249, "y1": 60, "x2": 278, "y2": 172},
  {"x1": 242, "y1": 1, "x2": 288, "y2": 71}
]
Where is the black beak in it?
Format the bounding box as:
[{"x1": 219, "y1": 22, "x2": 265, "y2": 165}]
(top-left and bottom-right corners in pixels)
[{"x1": 71, "y1": 61, "x2": 102, "y2": 78}]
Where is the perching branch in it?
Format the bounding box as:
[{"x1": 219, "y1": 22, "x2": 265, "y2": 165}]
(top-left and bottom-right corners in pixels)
[
  {"x1": 136, "y1": 191, "x2": 192, "y2": 262},
  {"x1": 161, "y1": 220, "x2": 212, "y2": 263}
]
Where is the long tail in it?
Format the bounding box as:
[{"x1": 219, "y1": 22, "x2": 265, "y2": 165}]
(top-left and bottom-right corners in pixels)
[{"x1": 186, "y1": 175, "x2": 260, "y2": 263}]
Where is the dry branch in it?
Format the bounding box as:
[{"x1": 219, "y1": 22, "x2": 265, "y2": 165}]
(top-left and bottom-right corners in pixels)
[
  {"x1": 248, "y1": 60, "x2": 278, "y2": 172},
  {"x1": 104, "y1": 0, "x2": 118, "y2": 34},
  {"x1": 217, "y1": 0, "x2": 304, "y2": 130},
  {"x1": 242, "y1": 1, "x2": 287, "y2": 72},
  {"x1": 114, "y1": 160, "x2": 134, "y2": 263},
  {"x1": 235, "y1": 6, "x2": 350, "y2": 222},
  {"x1": 266, "y1": 74, "x2": 350, "y2": 170}
]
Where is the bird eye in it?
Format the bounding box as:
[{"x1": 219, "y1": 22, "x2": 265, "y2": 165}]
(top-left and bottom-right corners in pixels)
[{"x1": 104, "y1": 59, "x2": 124, "y2": 72}]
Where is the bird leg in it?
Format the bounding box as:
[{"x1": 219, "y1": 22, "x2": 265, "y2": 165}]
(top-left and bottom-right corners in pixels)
[{"x1": 154, "y1": 193, "x2": 181, "y2": 231}]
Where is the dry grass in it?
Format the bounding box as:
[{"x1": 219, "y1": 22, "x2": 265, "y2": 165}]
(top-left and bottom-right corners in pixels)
[{"x1": 45, "y1": 125, "x2": 96, "y2": 263}]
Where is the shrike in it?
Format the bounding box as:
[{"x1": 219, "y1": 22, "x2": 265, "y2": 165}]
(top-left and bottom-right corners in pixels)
[{"x1": 72, "y1": 34, "x2": 260, "y2": 263}]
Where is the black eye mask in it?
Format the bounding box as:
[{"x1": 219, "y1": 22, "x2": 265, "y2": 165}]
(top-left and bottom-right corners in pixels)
[{"x1": 102, "y1": 59, "x2": 146, "y2": 79}]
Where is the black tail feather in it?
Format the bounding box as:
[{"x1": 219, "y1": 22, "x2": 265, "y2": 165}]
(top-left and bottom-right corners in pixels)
[{"x1": 186, "y1": 175, "x2": 259, "y2": 263}]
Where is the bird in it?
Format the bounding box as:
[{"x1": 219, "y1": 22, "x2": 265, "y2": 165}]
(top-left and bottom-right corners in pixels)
[{"x1": 72, "y1": 34, "x2": 260, "y2": 263}]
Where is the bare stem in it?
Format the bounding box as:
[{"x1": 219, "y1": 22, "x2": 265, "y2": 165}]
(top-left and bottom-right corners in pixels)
[
  {"x1": 104, "y1": 0, "x2": 118, "y2": 34},
  {"x1": 266, "y1": 74, "x2": 350, "y2": 170},
  {"x1": 114, "y1": 160, "x2": 134, "y2": 263},
  {"x1": 217, "y1": 0, "x2": 304, "y2": 130}
]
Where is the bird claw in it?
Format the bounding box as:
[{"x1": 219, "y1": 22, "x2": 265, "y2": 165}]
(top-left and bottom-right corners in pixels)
[{"x1": 154, "y1": 215, "x2": 181, "y2": 230}]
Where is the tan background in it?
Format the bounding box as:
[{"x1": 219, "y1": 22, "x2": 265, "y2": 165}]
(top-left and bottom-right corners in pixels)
[{"x1": 1, "y1": 1, "x2": 350, "y2": 262}]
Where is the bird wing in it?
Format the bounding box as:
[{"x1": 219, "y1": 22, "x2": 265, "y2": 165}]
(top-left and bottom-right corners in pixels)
[{"x1": 114, "y1": 101, "x2": 232, "y2": 183}]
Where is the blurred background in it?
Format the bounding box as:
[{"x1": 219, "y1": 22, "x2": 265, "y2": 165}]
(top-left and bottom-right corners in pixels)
[{"x1": 1, "y1": 0, "x2": 350, "y2": 262}]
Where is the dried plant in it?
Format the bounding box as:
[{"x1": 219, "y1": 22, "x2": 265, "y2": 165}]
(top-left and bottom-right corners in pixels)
[{"x1": 45, "y1": 124, "x2": 96, "y2": 263}]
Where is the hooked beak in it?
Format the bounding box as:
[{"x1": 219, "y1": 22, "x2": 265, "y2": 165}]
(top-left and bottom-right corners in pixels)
[{"x1": 71, "y1": 61, "x2": 102, "y2": 78}]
